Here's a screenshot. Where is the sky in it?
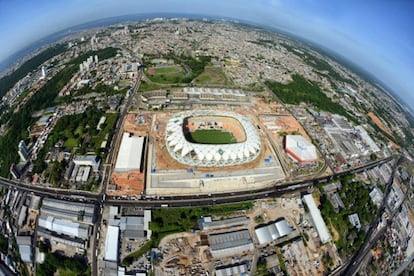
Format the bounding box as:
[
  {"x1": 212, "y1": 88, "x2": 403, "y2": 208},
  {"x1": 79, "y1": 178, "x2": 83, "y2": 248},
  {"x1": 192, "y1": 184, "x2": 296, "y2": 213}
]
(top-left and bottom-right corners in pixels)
[{"x1": 0, "y1": 0, "x2": 413, "y2": 109}]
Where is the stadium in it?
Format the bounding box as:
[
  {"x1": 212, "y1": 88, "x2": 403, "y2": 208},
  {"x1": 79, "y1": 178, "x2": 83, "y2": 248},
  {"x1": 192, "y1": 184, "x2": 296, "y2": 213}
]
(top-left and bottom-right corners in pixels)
[{"x1": 165, "y1": 110, "x2": 262, "y2": 167}]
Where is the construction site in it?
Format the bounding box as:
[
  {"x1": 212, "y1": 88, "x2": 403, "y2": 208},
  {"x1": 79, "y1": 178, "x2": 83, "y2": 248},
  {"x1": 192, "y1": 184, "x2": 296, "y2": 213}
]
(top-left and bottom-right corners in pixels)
[
  {"x1": 107, "y1": 92, "x2": 328, "y2": 196},
  {"x1": 154, "y1": 197, "x2": 339, "y2": 275},
  {"x1": 108, "y1": 113, "x2": 152, "y2": 196}
]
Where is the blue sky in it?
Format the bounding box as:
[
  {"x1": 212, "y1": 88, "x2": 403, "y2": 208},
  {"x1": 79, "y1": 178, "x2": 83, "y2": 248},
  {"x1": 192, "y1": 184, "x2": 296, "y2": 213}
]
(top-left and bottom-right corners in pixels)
[{"x1": 0, "y1": 0, "x2": 413, "y2": 108}]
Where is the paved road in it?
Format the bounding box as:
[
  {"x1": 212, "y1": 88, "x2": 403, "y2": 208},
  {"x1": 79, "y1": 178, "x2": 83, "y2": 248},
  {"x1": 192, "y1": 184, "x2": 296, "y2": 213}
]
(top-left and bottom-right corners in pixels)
[
  {"x1": 333, "y1": 156, "x2": 403, "y2": 276},
  {"x1": 0, "y1": 143, "x2": 397, "y2": 276},
  {"x1": 0, "y1": 154, "x2": 395, "y2": 205},
  {"x1": 91, "y1": 69, "x2": 143, "y2": 276}
]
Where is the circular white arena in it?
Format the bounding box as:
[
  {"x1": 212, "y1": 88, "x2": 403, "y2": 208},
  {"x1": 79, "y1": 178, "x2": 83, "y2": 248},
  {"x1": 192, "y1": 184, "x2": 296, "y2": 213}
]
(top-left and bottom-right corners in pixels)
[{"x1": 165, "y1": 110, "x2": 262, "y2": 167}]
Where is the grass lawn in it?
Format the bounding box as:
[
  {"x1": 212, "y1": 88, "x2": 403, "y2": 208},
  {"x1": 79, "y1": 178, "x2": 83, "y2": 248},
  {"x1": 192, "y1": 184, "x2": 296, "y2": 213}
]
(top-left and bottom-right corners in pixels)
[
  {"x1": 193, "y1": 66, "x2": 229, "y2": 85},
  {"x1": 138, "y1": 81, "x2": 164, "y2": 92},
  {"x1": 58, "y1": 268, "x2": 78, "y2": 276},
  {"x1": 63, "y1": 137, "x2": 78, "y2": 147},
  {"x1": 188, "y1": 129, "x2": 237, "y2": 144},
  {"x1": 147, "y1": 65, "x2": 186, "y2": 84}
]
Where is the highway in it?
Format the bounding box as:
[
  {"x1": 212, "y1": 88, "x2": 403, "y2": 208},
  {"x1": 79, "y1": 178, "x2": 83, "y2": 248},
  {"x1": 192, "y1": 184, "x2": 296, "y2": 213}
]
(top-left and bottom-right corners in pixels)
[
  {"x1": 0, "y1": 127, "x2": 397, "y2": 276},
  {"x1": 91, "y1": 67, "x2": 143, "y2": 276},
  {"x1": 0, "y1": 154, "x2": 395, "y2": 206}
]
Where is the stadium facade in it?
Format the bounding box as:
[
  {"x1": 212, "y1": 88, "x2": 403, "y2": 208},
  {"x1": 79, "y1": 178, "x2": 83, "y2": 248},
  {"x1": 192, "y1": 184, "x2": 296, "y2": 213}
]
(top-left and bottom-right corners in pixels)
[{"x1": 165, "y1": 110, "x2": 261, "y2": 167}]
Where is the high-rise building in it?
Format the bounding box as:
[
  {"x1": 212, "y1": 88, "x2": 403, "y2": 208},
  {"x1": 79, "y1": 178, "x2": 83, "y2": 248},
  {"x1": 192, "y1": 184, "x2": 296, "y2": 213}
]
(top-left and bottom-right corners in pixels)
[
  {"x1": 18, "y1": 140, "x2": 29, "y2": 162},
  {"x1": 10, "y1": 164, "x2": 21, "y2": 179},
  {"x1": 41, "y1": 66, "x2": 47, "y2": 78}
]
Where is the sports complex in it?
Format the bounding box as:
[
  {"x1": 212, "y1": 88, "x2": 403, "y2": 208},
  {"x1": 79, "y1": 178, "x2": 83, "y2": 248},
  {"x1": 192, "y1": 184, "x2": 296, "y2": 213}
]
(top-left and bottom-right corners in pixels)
[
  {"x1": 109, "y1": 88, "x2": 323, "y2": 195},
  {"x1": 165, "y1": 110, "x2": 262, "y2": 167}
]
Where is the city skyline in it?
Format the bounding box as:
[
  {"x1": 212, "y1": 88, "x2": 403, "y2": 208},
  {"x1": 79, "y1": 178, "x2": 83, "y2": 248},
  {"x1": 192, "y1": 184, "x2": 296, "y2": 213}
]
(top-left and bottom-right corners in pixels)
[{"x1": 0, "y1": 0, "x2": 413, "y2": 108}]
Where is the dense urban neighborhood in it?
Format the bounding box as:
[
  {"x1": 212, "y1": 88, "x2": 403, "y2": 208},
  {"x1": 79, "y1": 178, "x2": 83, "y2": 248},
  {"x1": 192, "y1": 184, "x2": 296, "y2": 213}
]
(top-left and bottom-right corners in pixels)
[{"x1": 0, "y1": 18, "x2": 413, "y2": 276}]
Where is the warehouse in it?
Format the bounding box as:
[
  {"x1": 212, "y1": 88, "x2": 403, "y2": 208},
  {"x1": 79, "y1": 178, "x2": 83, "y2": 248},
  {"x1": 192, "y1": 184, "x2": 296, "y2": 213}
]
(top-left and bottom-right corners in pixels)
[
  {"x1": 215, "y1": 263, "x2": 249, "y2": 276},
  {"x1": 303, "y1": 194, "x2": 331, "y2": 244},
  {"x1": 41, "y1": 198, "x2": 96, "y2": 225},
  {"x1": 284, "y1": 135, "x2": 318, "y2": 163},
  {"x1": 104, "y1": 225, "x2": 120, "y2": 262},
  {"x1": 255, "y1": 218, "x2": 294, "y2": 245},
  {"x1": 114, "y1": 133, "x2": 145, "y2": 172},
  {"x1": 38, "y1": 214, "x2": 90, "y2": 240},
  {"x1": 119, "y1": 216, "x2": 146, "y2": 240},
  {"x1": 16, "y1": 236, "x2": 32, "y2": 263},
  {"x1": 209, "y1": 229, "x2": 254, "y2": 258},
  {"x1": 199, "y1": 216, "x2": 250, "y2": 231},
  {"x1": 37, "y1": 228, "x2": 86, "y2": 248}
]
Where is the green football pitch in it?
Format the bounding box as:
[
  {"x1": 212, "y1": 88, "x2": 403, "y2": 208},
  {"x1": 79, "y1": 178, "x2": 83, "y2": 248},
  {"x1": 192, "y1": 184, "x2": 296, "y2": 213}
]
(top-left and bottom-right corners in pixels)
[{"x1": 188, "y1": 129, "x2": 237, "y2": 144}]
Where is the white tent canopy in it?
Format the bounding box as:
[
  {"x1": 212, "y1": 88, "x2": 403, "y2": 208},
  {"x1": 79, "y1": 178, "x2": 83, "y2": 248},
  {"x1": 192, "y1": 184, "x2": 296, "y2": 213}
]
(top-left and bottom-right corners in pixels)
[{"x1": 165, "y1": 110, "x2": 262, "y2": 167}]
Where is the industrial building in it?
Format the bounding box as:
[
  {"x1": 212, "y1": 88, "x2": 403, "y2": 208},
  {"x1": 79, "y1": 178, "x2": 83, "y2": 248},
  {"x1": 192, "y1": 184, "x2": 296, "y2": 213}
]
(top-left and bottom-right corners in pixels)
[
  {"x1": 165, "y1": 110, "x2": 261, "y2": 167},
  {"x1": 37, "y1": 198, "x2": 96, "y2": 249},
  {"x1": 16, "y1": 236, "x2": 32, "y2": 263},
  {"x1": 73, "y1": 155, "x2": 101, "y2": 172},
  {"x1": 114, "y1": 133, "x2": 145, "y2": 172},
  {"x1": 284, "y1": 135, "x2": 318, "y2": 163},
  {"x1": 38, "y1": 215, "x2": 90, "y2": 240},
  {"x1": 41, "y1": 198, "x2": 96, "y2": 225},
  {"x1": 303, "y1": 194, "x2": 331, "y2": 244},
  {"x1": 199, "y1": 216, "x2": 250, "y2": 231},
  {"x1": 183, "y1": 87, "x2": 249, "y2": 102},
  {"x1": 208, "y1": 229, "x2": 254, "y2": 258},
  {"x1": 255, "y1": 218, "x2": 294, "y2": 245},
  {"x1": 120, "y1": 216, "x2": 145, "y2": 240},
  {"x1": 108, "y1": 206, "x2": 152, "y2": 240},
  {"x1": 215, "y1": 263, "x2": 249, "y2": 276},
  {"x1": 104, "y1": 225, "x2": 120, "y2": 262}
]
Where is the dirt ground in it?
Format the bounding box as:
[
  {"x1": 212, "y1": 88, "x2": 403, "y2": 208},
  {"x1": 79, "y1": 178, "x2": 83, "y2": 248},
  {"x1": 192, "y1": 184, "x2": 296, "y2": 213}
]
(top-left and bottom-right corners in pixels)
[
  {"x1": 152, "y1": 110, "x2": 273, "y2": 172},
  {"x1": 367, "y1": 112, "x2": 392, "y2": 135},
  {"x1": 367, "y1": 112, "x2": 400, "y2": 149},
  {"x1": 109, "y1": 171, "x2": 145, "y2": 195},
  {"x1": 123, "y1": 113, "x2": 152, "y2": 134},
  {"x1": 109, "y1": 113, "x2": 152, "y2": 195},
  {"x1": 260, "y1": 114, "x2": 311, "y2": 139}
]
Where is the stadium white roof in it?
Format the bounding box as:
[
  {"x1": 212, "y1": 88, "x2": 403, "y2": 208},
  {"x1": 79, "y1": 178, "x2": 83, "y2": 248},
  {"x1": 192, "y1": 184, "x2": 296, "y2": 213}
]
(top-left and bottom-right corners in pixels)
[
  {"x1": 115, "y1": 133, "x2": 144, "y2": 172},
  {"x1": 285, "y1": 135, "x2": 318, "y2": 162},
  {"x1": 255, "y1": 219, "x2": 293, "y2": 245},
  {"x1": 303, "y1": 194, "x2": 331, "y2": 244},
  {"x1": 165, "y1": 110, "x2": 261, "y2": 167},
  {"x1": 104, "y1": 225, "x2": 119, "y2": 262}
]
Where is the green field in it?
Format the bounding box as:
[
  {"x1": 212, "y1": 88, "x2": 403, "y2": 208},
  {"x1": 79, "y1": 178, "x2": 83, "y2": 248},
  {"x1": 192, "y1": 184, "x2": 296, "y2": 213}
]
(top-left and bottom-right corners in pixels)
[
  {"x1": 187, "y1": 129, "x2": 237, "y2": 144},
  {"x1": 146, "y1": 65, "x2": 186, "y2": 84},
  {"x1": 193, "y1": 66, "x2": 229, "y2": 85},
  {"x1": 138, "y1": 80, "x2": 164, "y2": 92},
  {"x1": 265, "y1": 74, "x2": 356, "y2": 122}
]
